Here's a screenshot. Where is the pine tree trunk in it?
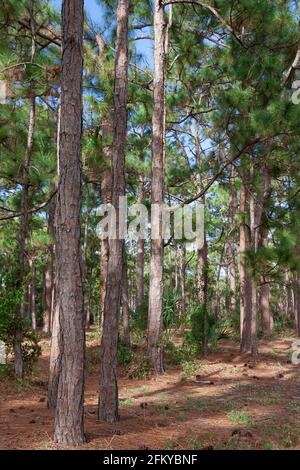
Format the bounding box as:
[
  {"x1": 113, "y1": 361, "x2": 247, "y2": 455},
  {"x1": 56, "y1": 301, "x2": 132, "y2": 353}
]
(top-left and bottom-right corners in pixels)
[
  {"x1": 148, "y1": 0, "x2": 166, "y2": 373},
  {"x1": 28, "y1": 256, "x2": 36, "y2": 330},
  {"x1": 98, "y1": 0, "x2": 129, "y2": 423},
  {"x1": 260, "y1": 227, "x2": 273, "y2": 337},
  {"x1": 228, "y1": 243, "x2": 237, "y2": 313},
  {"x1": 122, "y1": 257, "x2": 130, "y2": 348},
  {"x1": 15, "y1": 2, "x2": 37, "y2": 379},
  {"x1": 197, "y1": 233, "x2": 208, "y2": 356},
  {"x1": 47, "y1": 112, "x2": 60, "y2": 407},
  {"x1": 178, "y1": 243, "x2": 186, "y2": 317},
  {"x1": 228, "y1": 167, "x2": 237, "y2": 314},
  {"x1": 239, "y1": 181, "x2": 252, "y2": 352},
  {"x1": 43, "y1": 197, "x2": 55, "y2": 334},
  {"x1": 285, "y1": 270, "x2": 294, "y2": 324},
  {"x1": 295, "y1": 273, "x2": 300, "y2": 337},
  {"x1": 53, "y1": 0, "x2": 85, "y2": 445},
  {"x1": 100, "y1": 112, "x2": 113, "y2": 322},
  {"x1": 249, "y1": 186, "x2": 258, "y2": 357},
  {"x1": 83, "y1": 204, "x2": 92, "y2": 326},
  {"x1": 136, "y1": 179, "x2": 145, "y2": 309},
  {"x1": 48, "y1": 292, "x2": 61, "y2": 410}
]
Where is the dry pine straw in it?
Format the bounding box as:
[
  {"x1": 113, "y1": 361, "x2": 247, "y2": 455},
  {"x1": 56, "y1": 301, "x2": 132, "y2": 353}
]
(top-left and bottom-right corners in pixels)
[{"x1": 0, "y1": 335, "x2": 300, "y2": 450}]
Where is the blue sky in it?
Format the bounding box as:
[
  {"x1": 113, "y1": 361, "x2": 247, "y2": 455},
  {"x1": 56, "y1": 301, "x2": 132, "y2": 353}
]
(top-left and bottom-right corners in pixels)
[
  {"x1": 50, "y1": 0, "x2": 153, "y2": 65},
  {"x1": 51, "y1": 0, "x2": 101, "y2": 18}
]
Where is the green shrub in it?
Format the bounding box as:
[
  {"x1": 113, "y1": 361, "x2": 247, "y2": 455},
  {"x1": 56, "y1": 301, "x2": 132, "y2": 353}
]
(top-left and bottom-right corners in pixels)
[
  {"x1": 118, "y1": 341, "x2": 133, "y2": 365},
  {"x1": 0, "y1": 264, "x2": 41, "y2": 374}
]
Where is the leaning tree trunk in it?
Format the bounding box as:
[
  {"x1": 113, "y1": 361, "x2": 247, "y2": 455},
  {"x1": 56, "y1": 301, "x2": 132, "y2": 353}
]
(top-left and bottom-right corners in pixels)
[
  {"x1": 53, "y1": 0, "x2": 86, "y2": 446},
  {"x1": 147, "y1": 0, "x2": 166, "y2": 373},
  {"x1": 239, "y1": 180, "x2": 252, "y2": 353},
  {"x1": 98, "y1": 0, "x2": 129, "y2": 423}
]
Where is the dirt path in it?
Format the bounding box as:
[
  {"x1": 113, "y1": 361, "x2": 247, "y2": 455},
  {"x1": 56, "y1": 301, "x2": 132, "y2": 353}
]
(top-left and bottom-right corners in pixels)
[{"x1": 1, "y1": 334, "x2": 300, "y2": 450}]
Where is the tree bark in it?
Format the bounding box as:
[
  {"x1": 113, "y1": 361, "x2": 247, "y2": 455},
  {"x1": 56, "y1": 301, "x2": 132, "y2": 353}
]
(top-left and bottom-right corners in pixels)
[
  {"x1": 47, "y1": 110, "x2": 61, "y2": 408},
  {"x1": 28, "y1": 256, "x2": 36, "y2": 330},
  {"x1": 260, "y1": 226, "x2": 273, "y2": 338},
  {"x1": 295, "y1": 273, "x2": 300, "y2": 337},
  {"x1": 100, "y1": 112, "x2": 113, "y2": 321},
  {"x1": 228, "y1": 243, "x2": 237, "y2": 314},
  {"x1": 122, "y1": 256, "x2": 131, "y2": 348},
  {"x1": 15, "y1": 35, "x2": 36, "y2": 377},
  {"x1": 228, "y1": 166, "x2": 238, "y2": 314},
  {"x1": 196, "y1": 233, "x2": 208, "y2": 356},
  {"x1": 83, "y1": 202, "x2": 92, "y2": 326},
  {"x1": 53, "y1": 0, "x2": 85, "y2": 446},
  {"x1": 48, "y1": 290, "x2": 61, "y2": 410},
  {"x1": 249, "y1": 185, "x2": 258, "y2": 357},
  {"x1": 136, "y1": 179, "x2": 145, "y2": 309},
  {"x1": 43, "y1": 197, "x2": 55, "y2": 334},
  {"x1": 239, "y1": 180, "x2": 252, "y2": 352},
  {"x1": 178, "y1": 243, "x2": 186, "y2": 317},
  {"x1": 98, "y1": 0, "x2": 129, "y2": 423},
  {"x1": 148, "y1": 0, "x2": 166, "y2": 373}
]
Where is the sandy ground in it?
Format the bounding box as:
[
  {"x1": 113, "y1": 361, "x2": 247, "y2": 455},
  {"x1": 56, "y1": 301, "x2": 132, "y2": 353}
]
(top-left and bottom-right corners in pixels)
[{"x1": 1, "y1": 332, "x2": 300, "y2": 450}]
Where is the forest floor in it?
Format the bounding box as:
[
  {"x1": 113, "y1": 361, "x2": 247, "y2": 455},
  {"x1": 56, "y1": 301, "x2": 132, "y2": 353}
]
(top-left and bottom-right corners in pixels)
[{"x1": 0, "y1": 330, "x2": 300, "y2": 450}]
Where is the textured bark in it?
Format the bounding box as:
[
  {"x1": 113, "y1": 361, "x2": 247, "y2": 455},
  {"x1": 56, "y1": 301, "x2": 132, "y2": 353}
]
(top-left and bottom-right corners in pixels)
[
  {"x1": 53, "y1": 0, "x2": 85, "y2": 446},
  {"x1": 178, "y1": 243, "x2": 186, "y2": 317},
  {"x1": 228, "y1": 243, "x2": 237, "y2": 313},
  {"x1": 196, "y1": 233, "x2": 208, "y2": 356},
  {"x1": 252, "y1": 165, "x2": 271, "y2": 348},
  {"x1": 28, "y1": 256, "x2": 36, "y2": 330},
  {"x1": 285, "y1": 270, "x2": 294, "y2": 322},
  {"x1": 260, "y1": 227, "x2": 273, "y2": 337},
  {"x1": 295, "y1": 274, "x2": 300, "y2": 337},
  {"x1": 249, "y1": 187, "x2": 258, "y2": 357},
  {"x1": 98, "y1": 0, "x2": 129, "y2": 422},
  {"x1": 214, "y1": 243, "x2": 225, "y2": 318},
  {"x1": 122, "y1": 257, "x2": 131, "y2": 348},
  {"x1": 228, "y1": 167, "x2": 238, "y2": 313},
  {"x1": 136, "y1": 179, "x2": 145, "y2": 309},
  {"x1": 47, "y1": 111, "x2": 61, "y2": 407},
  {"x1": 15, "y1": 74, "x2": 36, "y2": 378},
  {"x1": 48, "y1": 290, "x2": 61, "y2": 410},
  {"x1": 239, "y1": 181, "x2": 252, "y2": 352},
  {"x1": 43, "y1": 197, "x2": 55, "y2": 334},
  {"x1": 83, "y1": 203, "x2": 92, "y2": 326},
  {"x1": 100, "y1": 112, "x2": 113, "y2": 320},
  {"x1": 148, "y1": 0, "x2": 166, "y2": 374}
]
